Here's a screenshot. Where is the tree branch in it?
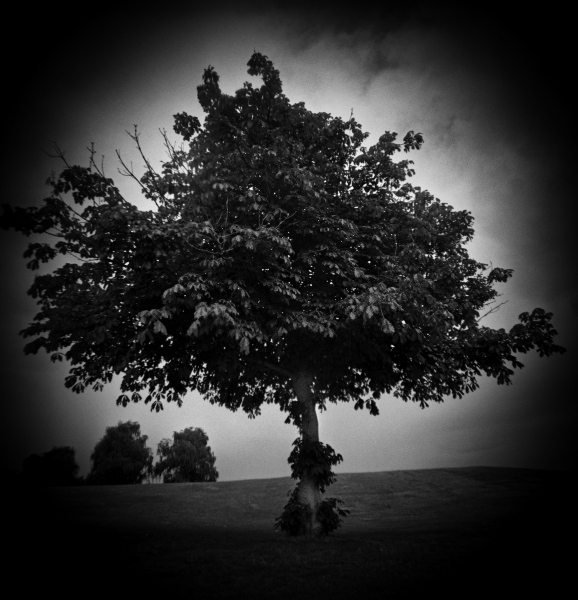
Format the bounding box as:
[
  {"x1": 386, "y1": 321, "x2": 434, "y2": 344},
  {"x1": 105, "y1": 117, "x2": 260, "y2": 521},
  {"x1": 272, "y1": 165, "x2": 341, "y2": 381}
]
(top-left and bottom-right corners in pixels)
[
  {"x1": 255, "y1": 359, "x2": 293, "y2": 379},
  {"x1": 477, "y1": 299, "x2": 508, "y2": 322}
]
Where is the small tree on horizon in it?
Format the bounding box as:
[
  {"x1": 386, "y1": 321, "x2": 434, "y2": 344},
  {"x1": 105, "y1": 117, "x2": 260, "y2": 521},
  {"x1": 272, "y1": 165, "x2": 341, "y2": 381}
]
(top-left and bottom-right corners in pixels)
[
  {"x1": 154, "y1": 427, "x2": 218, "y2": 483},
  {"x1": 87, "y1": 421, "x2": 153, "y2": 485},
  {"x1": 22, "y1": 446, "x2": 81, "y2": 486},
  {"x1": 0, "y1": 53, "x2": 564, "y2": 533}
]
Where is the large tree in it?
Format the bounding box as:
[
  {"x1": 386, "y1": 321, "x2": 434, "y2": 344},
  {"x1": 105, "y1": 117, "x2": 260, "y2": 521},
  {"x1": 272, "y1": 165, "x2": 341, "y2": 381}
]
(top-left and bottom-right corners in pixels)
[
  {"x1": 87, "y1": 421, "x2": 153, "y2": 485},
  {"x1": 154, "y1": 427, "x2": 218, "y2": 483},
  {"x1": 0, "y1": 53, "x2": 564, "y2": 533}
]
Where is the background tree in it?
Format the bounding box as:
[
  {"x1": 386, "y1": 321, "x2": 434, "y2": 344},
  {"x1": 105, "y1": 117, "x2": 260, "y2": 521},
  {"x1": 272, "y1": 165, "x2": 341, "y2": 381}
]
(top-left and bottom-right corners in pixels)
[
  {"x1": 22, "y1": 446, "x2": 81, "y2": 486},
  {"x1": 86, "y1": 421, "x2": 152, "y2": 485},
  {"x1": 154, "y1": 427, "x2": 218, "y2": 483},
  {"x1": 0, "y1": 53, "x2": 564, "y2": 533}
]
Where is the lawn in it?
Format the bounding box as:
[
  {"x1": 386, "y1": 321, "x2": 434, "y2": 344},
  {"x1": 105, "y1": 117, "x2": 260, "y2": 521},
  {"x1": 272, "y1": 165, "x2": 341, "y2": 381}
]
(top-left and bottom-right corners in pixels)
[{"x1": 8, "y1": 467, "x2": 573, "y2": 598}]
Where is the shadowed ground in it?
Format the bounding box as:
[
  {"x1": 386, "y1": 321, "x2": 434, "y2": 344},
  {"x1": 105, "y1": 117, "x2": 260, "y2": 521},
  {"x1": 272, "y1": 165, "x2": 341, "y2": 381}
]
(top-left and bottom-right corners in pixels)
[{"x1": 7, "y1": 467, "x2": 573, "y2": 598}]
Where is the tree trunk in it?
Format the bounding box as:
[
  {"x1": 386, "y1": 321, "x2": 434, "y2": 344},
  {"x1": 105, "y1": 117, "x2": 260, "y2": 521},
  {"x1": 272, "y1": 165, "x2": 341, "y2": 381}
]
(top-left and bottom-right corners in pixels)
[{"x1": 291, "y1": 370, "x2": 322, "y2": 534}]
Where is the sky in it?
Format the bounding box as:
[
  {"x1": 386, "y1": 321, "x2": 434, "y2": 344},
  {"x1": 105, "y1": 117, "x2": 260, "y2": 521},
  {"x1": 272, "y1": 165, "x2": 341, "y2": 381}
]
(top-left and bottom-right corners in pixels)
[{"x1": 1, "y1": 3, "x2": 575, "y2": 481}]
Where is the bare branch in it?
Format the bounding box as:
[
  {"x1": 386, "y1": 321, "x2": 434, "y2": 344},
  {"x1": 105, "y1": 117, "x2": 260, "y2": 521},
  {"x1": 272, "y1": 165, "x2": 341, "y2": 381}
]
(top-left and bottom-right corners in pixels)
[
  {"x1": 116, "y1": 149, "x2": 146, "y2": 189},
  {"x1": 116, "y1": 126, "x2": 166, "y2": 209},
  {"x1": 477, "y1": 299, "x2": 508, "y2": 322},
  {"x1": 184, "y1": 238, "x2": 222, "y2": 256}
]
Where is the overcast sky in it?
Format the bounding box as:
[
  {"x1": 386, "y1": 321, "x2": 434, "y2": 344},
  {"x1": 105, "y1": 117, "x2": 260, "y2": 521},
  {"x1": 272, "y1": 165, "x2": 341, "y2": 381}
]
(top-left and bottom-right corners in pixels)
[{"x1": 1, "y1": 3, "x2": 575, "y2": 481}]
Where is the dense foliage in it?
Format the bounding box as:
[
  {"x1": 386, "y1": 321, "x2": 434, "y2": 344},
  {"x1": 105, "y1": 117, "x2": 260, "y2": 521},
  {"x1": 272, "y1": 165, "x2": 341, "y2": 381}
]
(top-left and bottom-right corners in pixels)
[
  {"x1": 87, "y1": 421, "x2": 152, "y2": 485},
  {"x1": 22, "y1": 446, "x2": 81, "y2": 486},
  {"x1": 0, "y1": 52, "x2": 564, "y2": 531},
  {"x1": 154, "y1": 427, "x2": 218, "y2": 483}
]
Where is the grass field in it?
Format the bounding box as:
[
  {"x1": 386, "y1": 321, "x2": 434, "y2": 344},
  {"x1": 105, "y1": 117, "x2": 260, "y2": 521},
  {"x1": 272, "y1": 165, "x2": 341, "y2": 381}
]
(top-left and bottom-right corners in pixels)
[{"x1": 8, "y1": 467, "x2": 574, "y2": 598}]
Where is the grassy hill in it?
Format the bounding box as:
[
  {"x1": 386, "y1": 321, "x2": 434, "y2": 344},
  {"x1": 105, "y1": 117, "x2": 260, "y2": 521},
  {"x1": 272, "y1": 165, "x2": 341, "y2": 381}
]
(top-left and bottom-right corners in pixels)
[{"x1": 8, "y1": 467, "x2": 573, "y2": 598}]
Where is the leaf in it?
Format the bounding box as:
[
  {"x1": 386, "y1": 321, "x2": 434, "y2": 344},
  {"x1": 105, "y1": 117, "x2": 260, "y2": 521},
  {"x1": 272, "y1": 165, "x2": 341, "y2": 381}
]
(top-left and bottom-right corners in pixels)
[
  {"x1": 153, "y1": 320, "x2": 167, "y2": 335},
  {"x1": 380, "y1": 319, "x2": 395, "y2": 334}
]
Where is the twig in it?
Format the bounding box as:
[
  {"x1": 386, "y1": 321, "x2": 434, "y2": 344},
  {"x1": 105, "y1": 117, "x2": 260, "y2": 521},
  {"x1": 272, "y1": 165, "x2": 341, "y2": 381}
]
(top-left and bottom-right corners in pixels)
[{"x1": 477, "y1": 299, "x2": 508, "y2": 322}]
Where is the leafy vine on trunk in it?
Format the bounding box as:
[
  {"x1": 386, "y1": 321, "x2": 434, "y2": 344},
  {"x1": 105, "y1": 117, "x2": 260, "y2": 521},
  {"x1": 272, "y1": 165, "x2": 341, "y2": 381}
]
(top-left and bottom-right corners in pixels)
[{"x1": 274, "y1": 437, "x2": 349, "y2": 536}]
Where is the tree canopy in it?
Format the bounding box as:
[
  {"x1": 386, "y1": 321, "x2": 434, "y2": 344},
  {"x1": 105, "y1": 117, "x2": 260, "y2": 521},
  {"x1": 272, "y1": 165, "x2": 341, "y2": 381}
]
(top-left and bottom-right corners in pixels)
[
  {"x1": 87, "y1": 421, "x2": 152, "y2": 485},
  {"x1": 154, "y1": 427, "x2": 218, "y2": 483},
  {"x1": 0, "y1": 52, "x2": 564, "y2": 531},
  {"x1": 22, "y1": 446, "x2": 81, "y2": 486}
]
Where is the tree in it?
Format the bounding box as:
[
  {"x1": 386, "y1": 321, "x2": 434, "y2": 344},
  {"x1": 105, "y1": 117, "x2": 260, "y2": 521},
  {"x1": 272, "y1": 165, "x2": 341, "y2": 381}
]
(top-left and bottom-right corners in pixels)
[
  {"x1": 154, "y1": 427, "x2": 218, "y2": 483},
  {"x1": 87, "y1": 421, "x2": 152, "y2": 485},
  {"x1": 22, "y1": 446, "x2": 81, "y2": 486},
  {"x1": 0, "y1": 53, "x2": 564, "y2": 532}
]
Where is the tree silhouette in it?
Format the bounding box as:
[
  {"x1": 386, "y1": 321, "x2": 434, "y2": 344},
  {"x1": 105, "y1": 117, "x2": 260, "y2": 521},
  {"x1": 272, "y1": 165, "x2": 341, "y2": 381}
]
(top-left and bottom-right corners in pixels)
[
  {"x1": 0, "y1": 52, "x2": 564, "y2": 533},
  {"x1": 22, "y1": 446, "x2": 81, "y2": 486},
  {"x1": 154, "y1": 427, "x2": 218, "y2": 483},
  {"x1": 87, "y1": 421, "x2": 152, "y2": 485}
]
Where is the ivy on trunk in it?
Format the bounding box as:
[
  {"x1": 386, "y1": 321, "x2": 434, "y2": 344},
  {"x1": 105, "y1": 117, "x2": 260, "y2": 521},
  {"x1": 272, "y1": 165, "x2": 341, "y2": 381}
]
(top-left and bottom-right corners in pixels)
[{"x1": 272, "y1": 371, "x2": 346, "y2": 533}]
